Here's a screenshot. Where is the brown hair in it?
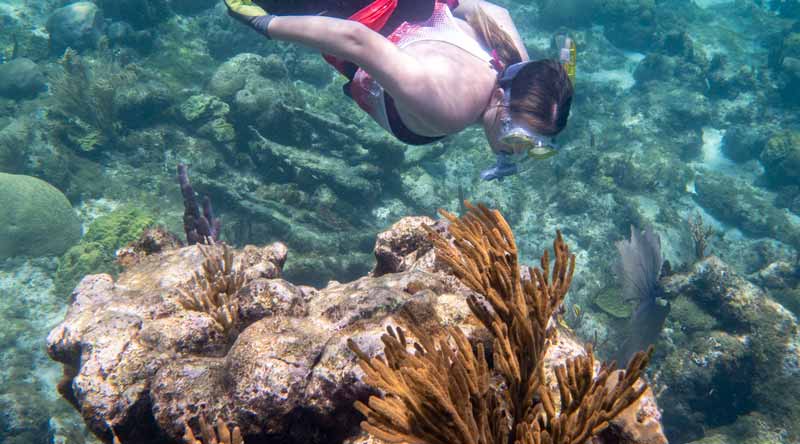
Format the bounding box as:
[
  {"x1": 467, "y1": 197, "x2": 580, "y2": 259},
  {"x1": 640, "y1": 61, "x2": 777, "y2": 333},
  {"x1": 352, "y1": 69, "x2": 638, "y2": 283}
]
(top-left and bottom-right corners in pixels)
[{"x1": 468, "y1": 7, "x2": 574, "y2": 136}]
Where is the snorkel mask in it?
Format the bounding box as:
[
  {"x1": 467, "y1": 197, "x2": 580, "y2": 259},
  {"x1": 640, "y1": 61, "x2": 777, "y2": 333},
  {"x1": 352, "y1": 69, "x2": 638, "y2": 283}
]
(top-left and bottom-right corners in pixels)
[{"x1": 480, "y1": 35, "x2": 577, "y2": 182}]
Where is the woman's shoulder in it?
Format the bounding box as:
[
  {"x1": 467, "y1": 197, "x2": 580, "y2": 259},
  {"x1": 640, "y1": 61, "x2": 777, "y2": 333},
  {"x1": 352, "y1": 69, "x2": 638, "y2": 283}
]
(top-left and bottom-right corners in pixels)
[{"x1": 454, "y1": 17, "x2": 480, "y2": 41}]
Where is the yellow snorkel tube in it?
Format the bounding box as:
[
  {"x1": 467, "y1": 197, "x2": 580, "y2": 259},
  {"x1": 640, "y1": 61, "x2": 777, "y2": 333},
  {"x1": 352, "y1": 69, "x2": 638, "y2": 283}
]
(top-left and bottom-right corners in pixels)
[{"x1": 557, "y1": 35, "x2": 577, "y2": 84}]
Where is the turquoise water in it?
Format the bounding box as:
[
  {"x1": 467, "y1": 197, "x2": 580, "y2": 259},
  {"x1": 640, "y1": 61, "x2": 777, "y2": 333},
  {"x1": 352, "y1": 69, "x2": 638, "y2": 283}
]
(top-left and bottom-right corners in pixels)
[{"x1": 0, "y1": 0, "x2": 799, "y2": 442}]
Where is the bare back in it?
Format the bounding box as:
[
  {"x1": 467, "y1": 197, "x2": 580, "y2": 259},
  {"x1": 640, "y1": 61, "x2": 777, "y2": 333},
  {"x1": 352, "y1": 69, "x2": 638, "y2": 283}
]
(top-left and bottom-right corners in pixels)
[
  {"x1": 267, "y1": 1, "x2": 528, "y2": 140},
  {"x1": 379, "y1": 11, "x2": 528, "y2": 137},
  {"x1": 392, "y1": 36, "x2": 498, "y2": 136}
]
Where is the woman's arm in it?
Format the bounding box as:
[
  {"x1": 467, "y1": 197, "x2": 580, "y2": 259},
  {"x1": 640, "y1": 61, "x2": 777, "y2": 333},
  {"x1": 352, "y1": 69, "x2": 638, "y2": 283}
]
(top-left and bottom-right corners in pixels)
[{"x1": 452, "y1": 0, "x2": 529, "y2": 61}]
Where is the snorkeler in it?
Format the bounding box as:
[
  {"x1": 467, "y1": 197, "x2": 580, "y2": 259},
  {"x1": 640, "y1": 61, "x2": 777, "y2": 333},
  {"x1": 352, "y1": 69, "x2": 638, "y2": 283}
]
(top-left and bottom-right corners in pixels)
[{"x1": 223, "y1": 0, "x2": 575, "y2": 181}]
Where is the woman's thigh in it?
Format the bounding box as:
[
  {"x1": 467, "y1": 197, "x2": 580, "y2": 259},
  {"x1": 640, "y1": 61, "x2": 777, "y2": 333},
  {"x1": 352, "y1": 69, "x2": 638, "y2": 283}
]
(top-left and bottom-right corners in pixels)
[
  {"x1": 253, "y1": 0, "x2": 374, "y2": 17},
  {"x1": 254, "y1": 0, "x2": 435, "y2": 27}
]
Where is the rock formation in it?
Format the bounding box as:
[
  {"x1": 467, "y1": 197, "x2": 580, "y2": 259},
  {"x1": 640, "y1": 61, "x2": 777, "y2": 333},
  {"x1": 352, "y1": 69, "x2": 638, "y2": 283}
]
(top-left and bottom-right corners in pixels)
[{"x1": 48, "y1": 215, "x2": 666, "y2": 444}]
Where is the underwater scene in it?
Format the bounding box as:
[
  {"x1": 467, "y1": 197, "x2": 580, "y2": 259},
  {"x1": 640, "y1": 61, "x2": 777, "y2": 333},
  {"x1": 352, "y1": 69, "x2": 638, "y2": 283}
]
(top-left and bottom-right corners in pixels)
[{"x1": 1, "y1": 0, "x2": 800, "y2": 442}]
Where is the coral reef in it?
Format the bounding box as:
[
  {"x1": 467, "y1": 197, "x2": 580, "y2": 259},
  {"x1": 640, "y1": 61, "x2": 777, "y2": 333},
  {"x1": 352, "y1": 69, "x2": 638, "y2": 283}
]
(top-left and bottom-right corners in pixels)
[
  {"x1": 46, "y1": 214, "x2": 665, "y2": 444},
  {"x1": 2, "y1": 0, "x2": 800, "y2": 441},
  {"x1": 693, "y1": 171, "x2": 800, "y2": 250},
  {"x1": 657, "y1": 256, "x2": 800, "y2": 442}
]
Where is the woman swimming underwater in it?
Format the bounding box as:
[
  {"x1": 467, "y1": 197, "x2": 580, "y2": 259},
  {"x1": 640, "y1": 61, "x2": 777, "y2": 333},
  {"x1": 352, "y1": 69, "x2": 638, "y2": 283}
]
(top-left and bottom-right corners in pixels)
[{"x1": 224, "y1": 0, "x2": 575, "y2": 181}]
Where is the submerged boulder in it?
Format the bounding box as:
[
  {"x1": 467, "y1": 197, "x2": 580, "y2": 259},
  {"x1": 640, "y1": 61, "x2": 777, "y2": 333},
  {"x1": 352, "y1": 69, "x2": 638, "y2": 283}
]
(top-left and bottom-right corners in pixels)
[
  {"x1": 47, "y1": 218, "x2": 667, "y2": 444},
  {"x1": 693, "y1": 171, "x2": 800, "y2": 249},
  {"x1": 0, "y1": 58, "x2": 46, "y2": 100},
  {"x1": 46, "y1": 2, "x2": 104, "y2": 52},
  {"x1": 0, "y1": 173, "x2": 81, "y2": 259},
  {"x1": 95, "y1": 0, "x2": 170, "y2": 29},
  {"x1": 658, "y1": 256, "x2": 800, "y2": 442},
  {"x1": 761, "y1": 131, "x2": 800, "y2": 187},
  {"x1": 209, "y1": 53, "x2": 288, "y2": 99},
  {"x1": 721, "y1": 127, "x2": 766, "y2": 163}
]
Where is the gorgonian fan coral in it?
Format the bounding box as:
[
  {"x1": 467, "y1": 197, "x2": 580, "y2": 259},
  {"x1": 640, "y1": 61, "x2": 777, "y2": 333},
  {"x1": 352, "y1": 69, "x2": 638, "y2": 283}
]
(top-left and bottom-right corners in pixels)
[{"x1": 349, "y1": 202, "x2": 653, "y2": 444}]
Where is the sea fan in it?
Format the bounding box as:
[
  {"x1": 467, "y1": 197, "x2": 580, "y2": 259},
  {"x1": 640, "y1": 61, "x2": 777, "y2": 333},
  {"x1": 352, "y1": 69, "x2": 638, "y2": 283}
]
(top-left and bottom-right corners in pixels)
[
  {"x1": 617, "y1": 225, "x2": 663, "y2": 306},
  {"x1": 615, "y1": 226, "x2": 669, "y2": 364}
]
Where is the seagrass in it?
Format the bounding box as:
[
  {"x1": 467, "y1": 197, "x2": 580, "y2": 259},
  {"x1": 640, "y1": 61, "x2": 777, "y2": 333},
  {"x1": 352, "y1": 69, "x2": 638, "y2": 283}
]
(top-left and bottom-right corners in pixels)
[{"x1": 350, "y1": 202, "x2": 653, "y2": 444}]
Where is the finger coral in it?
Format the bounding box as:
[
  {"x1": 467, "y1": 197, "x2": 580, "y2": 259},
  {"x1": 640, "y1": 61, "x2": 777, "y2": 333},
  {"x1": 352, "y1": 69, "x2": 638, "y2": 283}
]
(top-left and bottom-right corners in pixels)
[
  {"x1": 178, "y1": 163, "x2": 222, "y2": 245},
  {"x1": 350, "y1": 202, "x2": 653, "y2": 444},
  {"x1": 183, "y1": 416, "x2": 244, "y2": 444},
  {"x1": 177, "y1": 243, "x2": 248, "y2": 335}
]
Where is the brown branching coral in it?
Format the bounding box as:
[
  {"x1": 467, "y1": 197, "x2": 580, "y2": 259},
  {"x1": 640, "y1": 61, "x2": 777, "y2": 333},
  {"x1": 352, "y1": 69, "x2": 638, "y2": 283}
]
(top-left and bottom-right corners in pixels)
[
  {"x1": 49, "y1": 47, "x2": 138, "y2": 152},
  {"x1": 349, "y1": 324, "x2": 498, "y2": 444},
  {"x1": 183, "y1": 416, "x2": 244, "y2": 444},
  {"x1": 177, "y1": 243, "x2": 247, "y2": 335},
  {"x1": 687, "y1": 211, "x2": 714, "y2": 260},
  {"x1": 349, "y1": 202, "x2": 653, "y2": 444}
]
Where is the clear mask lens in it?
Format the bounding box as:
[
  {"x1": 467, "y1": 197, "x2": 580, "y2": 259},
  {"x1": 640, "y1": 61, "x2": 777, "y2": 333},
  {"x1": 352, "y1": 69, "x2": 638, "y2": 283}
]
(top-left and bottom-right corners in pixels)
[
  {"x1": 498, "y1": 129, "x2": 534, "y2": 153},
  {"x1": 498, "y1": 128, "x2": 558, "y2": 160},
  {"x1": 528, "y1": 144, "x2": 558, "y2": 160}
]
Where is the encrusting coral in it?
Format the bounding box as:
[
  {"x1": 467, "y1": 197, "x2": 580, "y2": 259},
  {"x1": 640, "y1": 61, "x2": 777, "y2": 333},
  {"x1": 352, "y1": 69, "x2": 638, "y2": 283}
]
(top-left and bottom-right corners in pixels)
[
  {"x1": 349, "y1": 202, "x2": 653, "y2": 444},
  {"x1": 177, "y1": 242, "x2": 248, "y2": 335}
]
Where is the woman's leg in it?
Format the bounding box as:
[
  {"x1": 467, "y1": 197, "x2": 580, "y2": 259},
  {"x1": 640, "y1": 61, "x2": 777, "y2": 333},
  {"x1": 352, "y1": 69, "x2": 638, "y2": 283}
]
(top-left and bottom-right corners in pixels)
[
  {"x1": 253, "y1": 0, "x2": 373, "y2": 18},
  {"x1": 253, "y1": 0, "x2": 435, "y2": 34},
  {"x1": 384, "y1": 0, "x2": 434, "y2": 34},
  {"x1": 254, "y1": 0, "x2": 435, "y2": 80}
]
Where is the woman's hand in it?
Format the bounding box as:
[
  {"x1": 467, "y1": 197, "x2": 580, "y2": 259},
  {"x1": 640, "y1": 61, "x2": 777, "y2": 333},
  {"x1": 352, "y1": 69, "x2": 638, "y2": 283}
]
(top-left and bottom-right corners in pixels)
[{"x1": 224, "y1": 0, "x2": 275, "y2": 36}]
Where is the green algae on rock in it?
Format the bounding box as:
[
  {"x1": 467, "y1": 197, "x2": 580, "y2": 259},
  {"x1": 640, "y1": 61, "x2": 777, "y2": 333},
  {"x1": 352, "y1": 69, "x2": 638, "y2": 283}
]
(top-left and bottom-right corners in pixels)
[
  {"x1": 0, "y1": 173, "x2": 81, "y2": 259},
  {"x1": 53, "y1": 206, "x2": 155, "y2": 296},
  {"x1": 670, "y1": 294, "x2": 718, "y2": 332},
  {"x1": 593, "y1": 287, "x2": 634, "y2": 318}
]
